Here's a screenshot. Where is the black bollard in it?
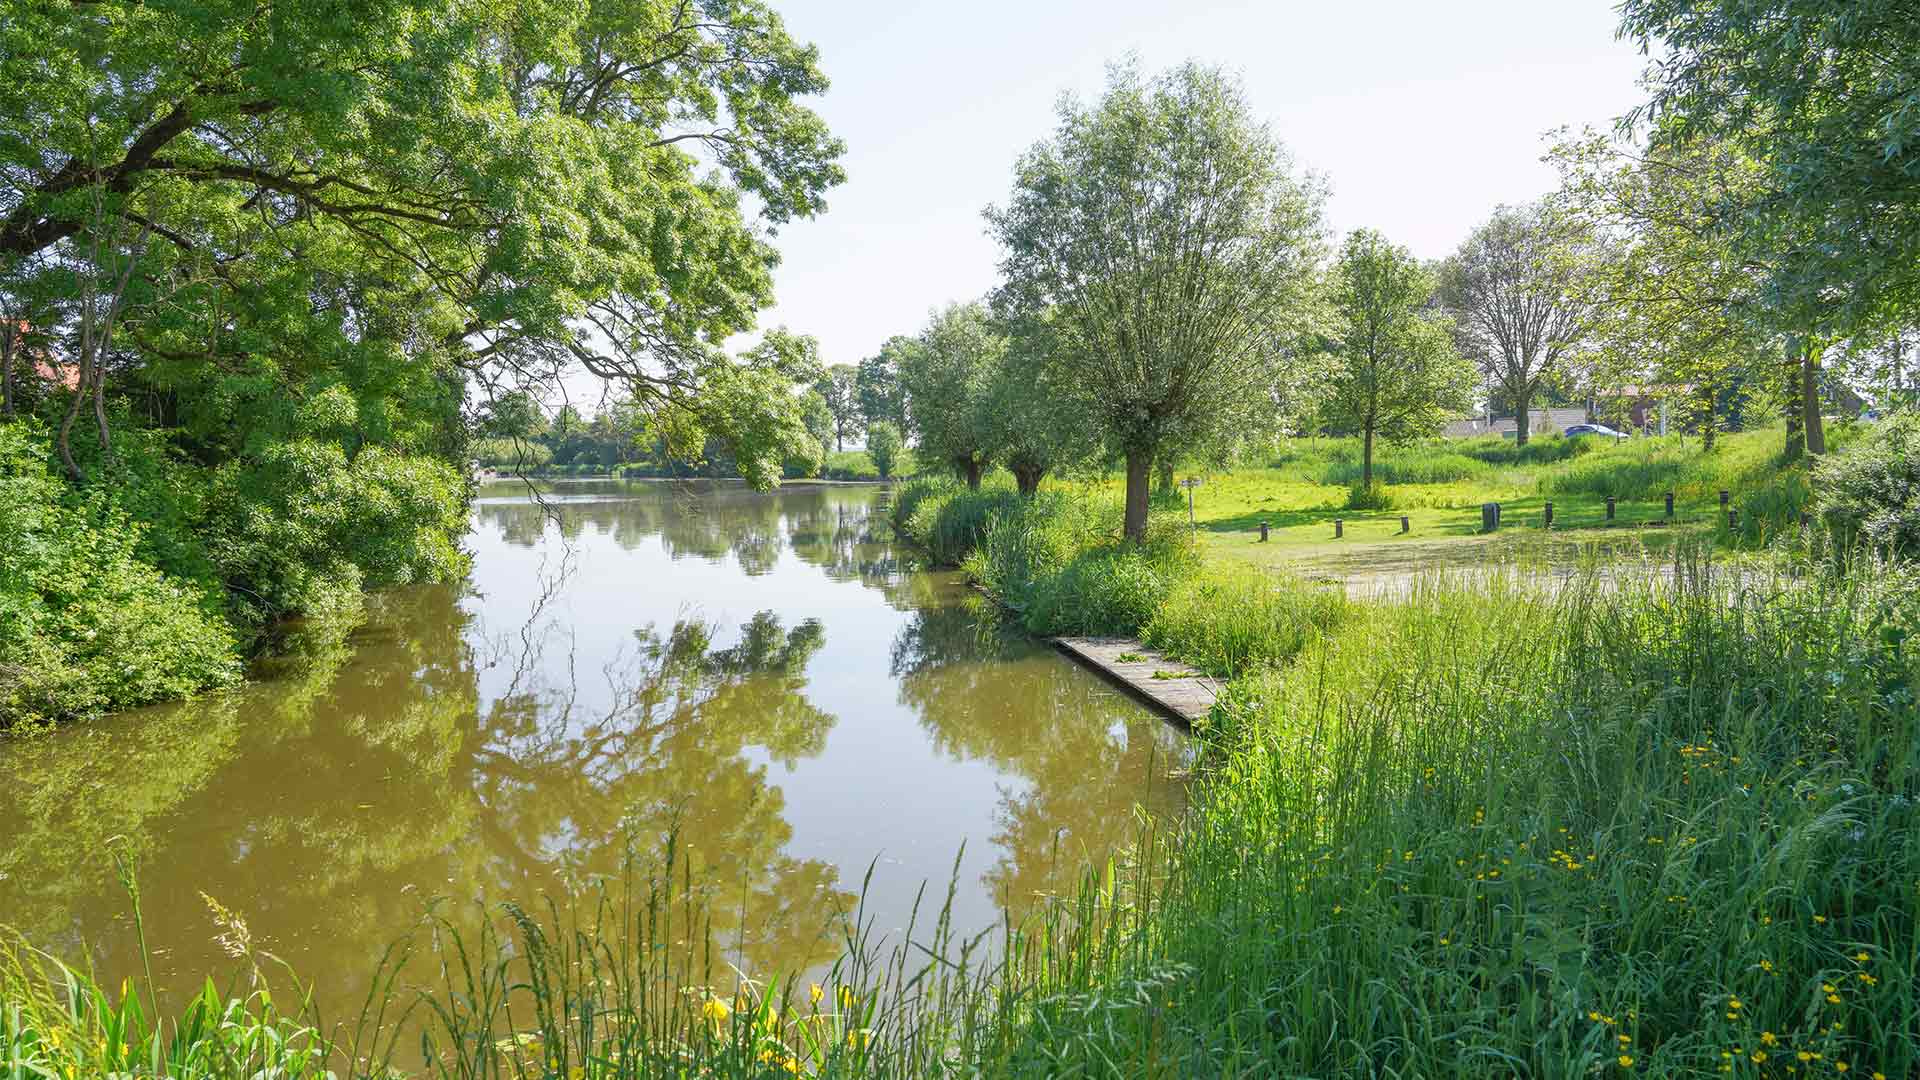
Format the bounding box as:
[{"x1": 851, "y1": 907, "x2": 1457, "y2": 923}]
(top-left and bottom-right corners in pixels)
[
  {"x1": 1399, "y1": 515, "x2": 1410, "y2": 534},
  {"x1": 1605, "y1": 496, "x2": 1616, "y2": 521},
  {"x1": 1544, "y1": 501, "x2": 1554, "y2": 528},
  {"x1": 1334, "y1": 519, "x2": 1343, "y2": 539},
  {"x1": 1259, "y1": 520, "x2": 1269, "y2": 542},
  {"x1": 1727, "y1": 508, "x2": 1739, "y2": 531},
  {"x1": 1665, "y1": 492, "x2": 1674, "y2": 517},
  {"x1": 1719, "y1": 490, "x2": 1730, "y2": 510}
]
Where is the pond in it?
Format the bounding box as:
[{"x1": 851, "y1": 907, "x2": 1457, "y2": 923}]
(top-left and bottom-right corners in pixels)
[{"x1": 0, "y1": 480, "x2": 1187, "y2": 1021}]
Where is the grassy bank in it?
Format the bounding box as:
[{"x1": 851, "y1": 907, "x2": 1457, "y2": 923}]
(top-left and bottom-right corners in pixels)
[
  {"x1": 1051, "y1": 427, "x2": 1854, "y2": 577},
  {"x1": 8, "y1": 479, "x2": 1916, "y2": 1077}
]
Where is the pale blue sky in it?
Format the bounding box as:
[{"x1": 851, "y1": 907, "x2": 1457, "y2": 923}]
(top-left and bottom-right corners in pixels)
[{"x1": 750, "y1": 0, "x2": 1647, "y2": 366}]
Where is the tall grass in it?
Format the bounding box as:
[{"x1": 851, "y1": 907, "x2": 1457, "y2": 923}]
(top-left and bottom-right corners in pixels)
[
  {"x1": 1269, "y1": 434, "x2": 1592, "y2": 488},
  {"x1": 989, "y1": 554, "x2": 1920, "y2": 1076},
  {"x1": 1141, "y1": 562, "x2": 1349, "y2": 679},
  {"x1": 892, "y1": 476, "x2": 1024, "y2": 566}
]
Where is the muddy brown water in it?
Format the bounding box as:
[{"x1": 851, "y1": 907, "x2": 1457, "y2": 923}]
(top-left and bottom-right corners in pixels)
[{"x1": 0, "y1": 480, "x2": 1186, "y2": 1023}]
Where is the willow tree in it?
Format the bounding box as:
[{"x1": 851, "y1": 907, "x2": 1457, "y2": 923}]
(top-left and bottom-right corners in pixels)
[
  {"x1": 900, "y1": 301, "x2": 1001, "y2": 489},
  {"x1": 983, "y1": 311, "x2": 1099, "y2": 495},
  {"x1": 988, "y1": 62, "x2": 1326, "y2": 541},
  {"x1": 1316, "y1": 230, "x2": 1474, "y2": 496}
]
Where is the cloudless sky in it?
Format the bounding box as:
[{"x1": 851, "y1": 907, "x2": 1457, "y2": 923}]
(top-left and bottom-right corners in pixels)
[{"x1": 746, "y1": 0, "x2": 1649, "y2": 367}]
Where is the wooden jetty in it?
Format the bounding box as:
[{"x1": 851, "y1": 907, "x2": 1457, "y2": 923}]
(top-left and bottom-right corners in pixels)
[{"x1": 1052, "y1": 637, "x2": 1218, "y2": 725}]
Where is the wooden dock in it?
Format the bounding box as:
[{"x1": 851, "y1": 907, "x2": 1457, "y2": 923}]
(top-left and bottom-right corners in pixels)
[{"x1": 1052, "y1": 637, "x2": 1218, "y2": 725}]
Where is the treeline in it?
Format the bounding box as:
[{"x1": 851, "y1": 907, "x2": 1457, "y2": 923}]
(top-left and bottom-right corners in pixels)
[
  {"x1": 887, "y1": 56, "x2": 1917, "y2": 529},
  {"x1": 0, "y1": 0, "x2": 846, "y2": 728}
]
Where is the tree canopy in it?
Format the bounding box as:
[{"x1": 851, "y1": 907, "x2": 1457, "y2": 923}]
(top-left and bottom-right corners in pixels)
[
  {"x1": 1315, "y1": 230, "x2": 1473, "y2": 494},
  {"x1": 988, "y1": 62, "x2": 1325, "y2": 540},
  {"x1": 900, "y1": 302, "x2": 1002, "y2": 489},
  {"x1": 1437, "y1": 202, "x2": 1604, "y2": 445}
]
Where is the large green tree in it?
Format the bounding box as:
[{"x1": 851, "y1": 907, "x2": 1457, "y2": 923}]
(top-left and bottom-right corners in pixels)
[
  {"x1": 1315, "y1": 230, "x2": 1474, "y2": 494},
  {"x1": 982, "y1": 310, "x2": 1098, "y2": 495},
  {"x1": 988, "y1": 62, "x2": 1326, "y2": 541},
  {"x1": 1619, "y1": 0, "x2": 1920, "y2": 335},
  {"x1": 900, "y1": 301, "x2": 1002, "y2": 489},
  {"x1": 814, "y1": 363, "x2": 861, "y2": 451},
  {"x1": 1437, "y1": 203, "x2": 1604, "y2": 446},
  {"x1": 1551, "y1": 131, "x2": 1778, "y2": 451},
  {"x1": 0, "y1": 0, "x2": 845, "y2": 482},
  {"x1": 855, "y1": 338, "x2": 912, "y2": 431}
]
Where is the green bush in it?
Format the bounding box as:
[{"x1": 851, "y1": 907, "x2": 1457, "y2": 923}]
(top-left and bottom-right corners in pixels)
[
  {"x1": 204, "y1": 440, "x2": 469, "y2": 626},
  {"x1": 1021, "y1": 544, "x2": 1183, "y2": 637},
  {"x1": 895, "y1": 477, "x2": 1023, "y2": 566},
  {"x1": 0, "y1": 421, "x2": 241, "y2": 729},
  {"x1": 471, "y1": 436, "x2": 552, "y2": 470},
  {"x1": 1142, "y1": 562, "x2": 1348, "y2": 678},
  {"x1": 1344, "y1": 480, "x2": 1396, "y2": 510},
  {"x1": 1815, "y1": 412, "x2": 1920, "y2": 554}
]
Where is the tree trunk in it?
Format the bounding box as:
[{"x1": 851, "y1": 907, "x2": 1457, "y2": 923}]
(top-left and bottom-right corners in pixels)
[
  {"x1": 1783, "y1": 340, "x2": 1804, "y2": 460},
  {"x1": 0, "y1": 334, "x2": 12, "y2": 419},
  {"x1": 91, "y1": 364, "x2": 110, "y2": 454},
  {"x1": 959, "y1": 457, "x2": 982, "y2": 490},
  {"x1": 1700, "y1": 384, "x2": 1717, "y2": 453},
  {"x1": 1012, "y1": 463, "x2": 1045, "y2": 496},
  {"x1": 1361, "y1": 423, "x2": 1375, "y2": 490},
  {"x1": 56, "y1": 359, "x2": 88, "y2": 483},
  {"x1": 1802, "y1": 342, "x2": 1826, "y2": 456},
  {"x1": 1155, "y1": 458, "x2": 1175, "y2": 496},
  {"x1": 1512, "y1": 387, "x2": 1533, "y2": 446},
  {"x1": 1123, "y1": 447, "x2": 1151, "y2": 543}
]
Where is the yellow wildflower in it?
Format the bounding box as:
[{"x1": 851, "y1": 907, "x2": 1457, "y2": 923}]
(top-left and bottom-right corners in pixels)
[
  {"x1": 701, "y1": 998, "x2": 731, "y2": 1023},
  {"x1": 1618, "y1": 1054, "x2": 1634, "y2": 1067},
  {"x1": 1762, "y1": 1032, "x2": 1778, "y2": 1046},
  {"x1": 809, "y1": 983, "x2": 824, "y2": 1006}
]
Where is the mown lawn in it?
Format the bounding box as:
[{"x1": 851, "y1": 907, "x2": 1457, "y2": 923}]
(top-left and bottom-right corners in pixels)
[{"x1": 1055, "y1": 426, "x2": 1840, "y2": 580}]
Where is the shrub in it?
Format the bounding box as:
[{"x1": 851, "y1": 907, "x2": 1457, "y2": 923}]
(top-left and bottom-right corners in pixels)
[
  {"x1": 1344, "y1": 480, "x2": 1395, "y2": 510},
  {"x1": 203, "y1": 440, "x2": 470, "y2": 627},
  {"x1": 894, "y1": 477, "x2": 1023, "y2": 566},
  {"x1": 0, "y1": 421, "x2": 241, "y2": 729},
  {"x1": 1815, "y1": 412, "x2": 1920, "y2": 554},
  {"x1": 1021, "y1": 545, "x2": 1178, "y2": 636},
  {"x1": 1142, "y1": 563, "x2": 1348, "y2": 677},
  {"x1": 471, "y1": 436, "x2": 552, "y2": 470}
]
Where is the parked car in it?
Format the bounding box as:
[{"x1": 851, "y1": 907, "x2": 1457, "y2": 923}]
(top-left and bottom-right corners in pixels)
[{"x1": 1563, "y1": 423, "x2": 1625, "y2": 439}]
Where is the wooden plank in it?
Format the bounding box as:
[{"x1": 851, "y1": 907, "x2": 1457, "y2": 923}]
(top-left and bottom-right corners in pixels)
[{"x1": 1051, "y1": 636, "x2": 1218, "y2": 726}]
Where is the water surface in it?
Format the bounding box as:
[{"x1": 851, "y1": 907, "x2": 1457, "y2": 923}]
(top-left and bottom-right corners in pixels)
[{"x1": 0, "y1": 481, "x2": 1186, "y2": 1015}]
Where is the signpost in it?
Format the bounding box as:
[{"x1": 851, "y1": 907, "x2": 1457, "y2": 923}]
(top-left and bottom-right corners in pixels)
[{"x1": 1180, "y1": 476, "x2": 1203, "y2": 527}]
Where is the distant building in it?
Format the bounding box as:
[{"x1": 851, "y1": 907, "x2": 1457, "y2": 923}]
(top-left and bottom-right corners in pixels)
[
  {"x1": 3, "y1": 320, "x2": 78, "y2": 389},
  {"x1": 1444, "y1": 407, "x2": 1589, "y2": 439},
  {"x1": 1589, "y1": 385, "x2": 1694, "y2": 433}
]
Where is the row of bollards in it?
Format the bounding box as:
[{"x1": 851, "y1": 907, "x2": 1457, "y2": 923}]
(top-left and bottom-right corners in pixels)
[{"x1": 1260, "y1": 488, "x2": 1774, "y2": 541}]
